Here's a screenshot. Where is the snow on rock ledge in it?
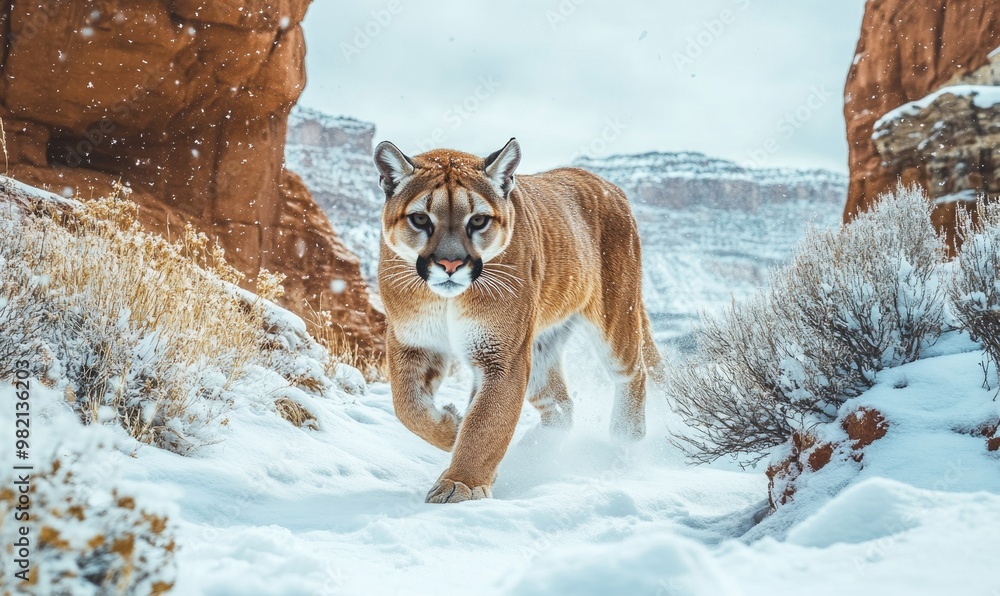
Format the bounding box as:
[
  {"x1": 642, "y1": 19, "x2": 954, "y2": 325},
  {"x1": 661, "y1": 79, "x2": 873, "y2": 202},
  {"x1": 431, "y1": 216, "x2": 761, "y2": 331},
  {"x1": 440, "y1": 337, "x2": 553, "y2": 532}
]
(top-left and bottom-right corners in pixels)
[
  {"x1": 873, "y1": 84, "x2": 1000, "y2": 131},
  {"x1": 872, "y1": 85, "x2": 1000, "y2": 188},
  {"x1": 0, "y1": 175, "x2": 80, "y2": 214},
  {"x1": 869, "y1": 79, "x2": 1000, "y2": 248}
]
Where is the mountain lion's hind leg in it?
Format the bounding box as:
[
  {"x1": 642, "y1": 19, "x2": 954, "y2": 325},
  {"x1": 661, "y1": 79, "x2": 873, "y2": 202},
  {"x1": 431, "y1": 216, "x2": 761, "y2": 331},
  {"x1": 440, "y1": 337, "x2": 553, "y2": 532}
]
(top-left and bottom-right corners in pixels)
[
  {"x1": 610, "y1": 367, "x2": 646, "y2": 441},
  {"x1": 586, "y1": 307, "x2": 648, "y2": 442},
  {"x1": 608, "y1": 317, "x2": 648, "y2": 441},
  {"x1": 526, "y1": 321, "x2": 575, "y2": 429},
  {"x1": 388, "y1": 334, "x2": 460, "y2": 452}
]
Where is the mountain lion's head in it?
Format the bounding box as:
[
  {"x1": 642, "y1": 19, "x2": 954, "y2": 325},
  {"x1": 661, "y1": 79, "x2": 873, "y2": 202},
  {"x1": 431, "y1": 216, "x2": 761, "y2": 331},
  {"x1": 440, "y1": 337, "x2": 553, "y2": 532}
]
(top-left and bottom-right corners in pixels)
[{"x1": 374, "y1": 138, "x2": 521, "y2": 299}]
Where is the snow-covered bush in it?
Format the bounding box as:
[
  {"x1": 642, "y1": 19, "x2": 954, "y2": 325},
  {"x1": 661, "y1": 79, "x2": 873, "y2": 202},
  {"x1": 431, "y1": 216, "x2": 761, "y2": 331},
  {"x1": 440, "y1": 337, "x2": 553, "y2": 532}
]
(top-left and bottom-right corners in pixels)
[
  {"x1": 669, "y1": 294, "x2": 854, "y2": 462},
  {"x1": 0, "y1": 183, "x2": 338, "y2": 453},
  {"x1": 670, "y1": 186, "x2": 947, "y2": 463},
  {"x1": 0, "y1": 253, "x2": 47, "y2": 382},
  {"x1": 774, "y1": 184, "x2": 946, "y2": 381},
  {"x1": 951, "y1": 199, "x2": 1000, "y2": 379},
  {"x1": 0, "y1": 391, "x2": 177, "y2": 594}
]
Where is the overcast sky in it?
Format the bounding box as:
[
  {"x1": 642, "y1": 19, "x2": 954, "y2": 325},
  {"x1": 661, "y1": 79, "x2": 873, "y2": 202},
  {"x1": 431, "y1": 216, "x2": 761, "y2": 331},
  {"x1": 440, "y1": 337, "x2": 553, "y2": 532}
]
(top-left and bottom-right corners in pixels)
[{"x1": 299, "y1": 1, "x2": 867, "y2": 174}]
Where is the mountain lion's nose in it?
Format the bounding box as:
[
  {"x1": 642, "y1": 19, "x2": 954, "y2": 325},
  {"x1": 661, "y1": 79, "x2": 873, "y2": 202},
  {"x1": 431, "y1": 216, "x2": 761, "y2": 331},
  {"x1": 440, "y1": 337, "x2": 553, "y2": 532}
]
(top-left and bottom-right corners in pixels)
[{"x1": 437, "y1": 258, "x2": 465, "y2": 274}]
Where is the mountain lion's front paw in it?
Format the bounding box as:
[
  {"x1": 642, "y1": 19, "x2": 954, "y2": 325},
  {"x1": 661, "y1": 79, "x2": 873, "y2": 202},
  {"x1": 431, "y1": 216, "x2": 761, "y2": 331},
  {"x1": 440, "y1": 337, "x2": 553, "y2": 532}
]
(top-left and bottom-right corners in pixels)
[{"x1": 425, "y1": 476, "x2": 491, "y2": 504}]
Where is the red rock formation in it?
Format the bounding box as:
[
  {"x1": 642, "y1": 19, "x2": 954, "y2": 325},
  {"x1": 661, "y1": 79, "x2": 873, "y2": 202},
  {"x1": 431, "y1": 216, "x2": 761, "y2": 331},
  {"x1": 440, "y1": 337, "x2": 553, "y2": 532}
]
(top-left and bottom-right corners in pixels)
[
  {"x1": 844, "y1": 0, "x2": 1000, "y2": 241},
  {"x1": 765, "y1": 432, "x2": 832, "y2": 509},
  {"x1": 0, "y1": 1, "x2": 384, "y2": 356},
  {"x1": 842, "y1": 407, "x2": 889, "y2": 451},
  {"x1": 978, "y1": 419, "x2": 1000, "y2": 452},
  {"x1": 765, "y1": 408, "x2": 890, "y2": 510}
]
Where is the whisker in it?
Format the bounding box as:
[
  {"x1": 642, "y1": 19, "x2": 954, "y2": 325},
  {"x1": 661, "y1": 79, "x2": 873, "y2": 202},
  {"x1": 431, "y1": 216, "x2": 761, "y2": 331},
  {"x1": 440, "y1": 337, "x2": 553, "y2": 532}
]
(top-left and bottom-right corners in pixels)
[
  {"x1": 383, "y1": 268, "x2": 416, "y2": 278},
  {"x1": 475, "y1": 278, "x2": 497, "y2": 300},
  {"x1": 482, "y1": 269, "x2": 517, "y2": 288},
  {"x1": 488, "y1": 270, "x2": 524, "y2": 286},
  {"x1": 401, "y1": 273, "x2": 423, "y2": 286},
  {"x1": 388, "y1": 270, "x2": 419, "y2": 286},
  {"x1": 479, "y1": 272, "x2": 517, "y2": 297},
  {"x1": 397, "y1": 277, "x2": 424, "y2": 294},
  {"x1": 384, "y1": 273, "x2": 417, "y2": 284},
  {"x1": 479, "y1": 277, "x2": 504, "y2": 299},
  {"x1": 492, "y1": 281, "x2": 517, "y2": 297},
  {"x1": 482, "y1": 264, "x2": 524, "y2": 284},
  {"x1": 382, "y1": 260, "x2": 415, "y2": 270}
]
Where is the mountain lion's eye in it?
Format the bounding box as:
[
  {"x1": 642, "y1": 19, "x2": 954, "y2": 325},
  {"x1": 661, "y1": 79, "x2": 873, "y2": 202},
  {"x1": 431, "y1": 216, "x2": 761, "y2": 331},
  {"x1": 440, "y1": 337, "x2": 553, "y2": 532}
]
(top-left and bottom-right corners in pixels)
[
  {"x1": 409, "y1": 213, "x2": 431, "y2": 230},
  {"x1": 468, "y1": 214, "x2": 490, "y2": 232}
]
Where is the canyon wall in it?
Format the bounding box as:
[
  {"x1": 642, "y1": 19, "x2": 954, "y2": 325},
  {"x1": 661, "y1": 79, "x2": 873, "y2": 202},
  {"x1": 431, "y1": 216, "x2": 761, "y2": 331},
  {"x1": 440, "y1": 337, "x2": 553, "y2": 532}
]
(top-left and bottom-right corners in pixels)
[
  {"x1": 844, "y1": 0, "x2": 1000, "y2": 245},
  {"x1": 0, "y1": 1, "x2": 383, "y2": 355}
]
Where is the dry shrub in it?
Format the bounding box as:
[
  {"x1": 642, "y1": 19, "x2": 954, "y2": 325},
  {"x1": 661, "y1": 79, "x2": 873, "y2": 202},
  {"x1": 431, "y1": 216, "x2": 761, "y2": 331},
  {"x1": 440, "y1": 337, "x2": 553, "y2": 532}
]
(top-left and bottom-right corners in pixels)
[
  {"x1": 0, "y1": 184, "x2": 285, "y2": 453},
  {"x1": 774, "y1": 184, "x2": 946, "y2": 381},
  {"x1": 0, "y1": 247, "x2": 46, "y2": 381},
  {"x1": 669, "y1": 294, "x2": 850, "y2": 462},
  {"x1": 303, "y1": 301, "x2": 386, "y2": 382},
  {"x1": 670, "y1": 185, "x2": 947, "y2": 464},
  {"x1": 275, "y1": 396, "x2": 319, "y2": 429},
  {"x1": 951, "y1": 199, "x2": 1000, "y2": 383}
]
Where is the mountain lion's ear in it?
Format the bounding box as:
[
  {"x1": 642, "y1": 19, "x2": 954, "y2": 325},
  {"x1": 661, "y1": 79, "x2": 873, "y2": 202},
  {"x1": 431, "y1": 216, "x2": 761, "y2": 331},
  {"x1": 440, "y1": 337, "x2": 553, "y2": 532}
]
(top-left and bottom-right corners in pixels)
[
  {"x1": 483, "y1": 138, "x2": 521, "y2": 197},
  {"x1": 373, "y1": 141, "x2": 415, "y2": 197}
]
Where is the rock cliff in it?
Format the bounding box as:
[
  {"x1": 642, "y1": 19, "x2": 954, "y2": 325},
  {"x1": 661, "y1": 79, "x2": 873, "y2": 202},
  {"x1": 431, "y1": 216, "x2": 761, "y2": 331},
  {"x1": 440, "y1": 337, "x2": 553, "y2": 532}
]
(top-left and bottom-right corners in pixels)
[
  {"x1": 573, "y1": 152, "x2": 846, "y2": 211},
  {"x1": 0, "y1": 1, "x2": 383, "y2": 355},
  {"x1": 844, "y1": 0, "x2": 1000, "y2": 245},
  {"x1": 286, "y1": 107, "x2": 383, "y2": 282}
]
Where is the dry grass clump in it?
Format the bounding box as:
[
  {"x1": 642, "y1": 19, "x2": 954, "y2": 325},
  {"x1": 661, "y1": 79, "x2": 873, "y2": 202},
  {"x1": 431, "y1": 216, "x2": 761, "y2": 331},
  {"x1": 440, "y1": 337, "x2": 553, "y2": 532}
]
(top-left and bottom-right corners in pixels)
[
  {"x1": 0, "y1": 184, "x2": 287, "y2": 452},
  {"x1": 0, "y1": 245, "x2": 47, "y2": 381},
  {"x1": 670, "y1": 185, "x2": 948, "y2": 464},
  {"x1": 303, "y1": 301, "x2": 386, "y2": 382},
  {"x1": 275, "y1": 396, "x2": 319, "y2": 429},
  {"x1": 952, "y1": 199, "x2": 1000, "y2": 383}
]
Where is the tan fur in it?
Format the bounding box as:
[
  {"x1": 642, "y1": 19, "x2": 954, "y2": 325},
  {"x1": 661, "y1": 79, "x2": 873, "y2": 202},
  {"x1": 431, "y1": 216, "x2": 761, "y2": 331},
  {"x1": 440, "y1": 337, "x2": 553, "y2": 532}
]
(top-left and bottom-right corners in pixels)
[{"x1": 375, "y1": 140, "x2": 661, "y2": 503}]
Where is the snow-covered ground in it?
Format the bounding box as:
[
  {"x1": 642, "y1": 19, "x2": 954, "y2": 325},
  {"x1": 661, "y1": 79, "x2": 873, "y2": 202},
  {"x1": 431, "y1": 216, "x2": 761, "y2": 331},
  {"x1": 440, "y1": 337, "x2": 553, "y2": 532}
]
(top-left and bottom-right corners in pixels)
[
  {"x1": 123, "y1": 337, "x2": 767, "y2": 594},
  {"x1": 8, "y1": 328, "x2": 999, "y2": 594}
]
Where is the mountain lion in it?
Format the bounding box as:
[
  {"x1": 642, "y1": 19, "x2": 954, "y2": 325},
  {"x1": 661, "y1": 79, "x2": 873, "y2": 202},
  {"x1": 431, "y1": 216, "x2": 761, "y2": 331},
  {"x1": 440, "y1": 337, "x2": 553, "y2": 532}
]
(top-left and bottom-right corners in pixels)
[{"x1": 374, "y1": 138, "x2": 661, "y2": 503}]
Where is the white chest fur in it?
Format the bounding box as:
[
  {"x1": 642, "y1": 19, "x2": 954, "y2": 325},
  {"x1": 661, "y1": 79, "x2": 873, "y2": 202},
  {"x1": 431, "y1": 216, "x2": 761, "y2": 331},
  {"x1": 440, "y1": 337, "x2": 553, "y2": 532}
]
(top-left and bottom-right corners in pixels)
[{"x1": 392, "y1": 301, "x2": 486, "y2": 364}]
